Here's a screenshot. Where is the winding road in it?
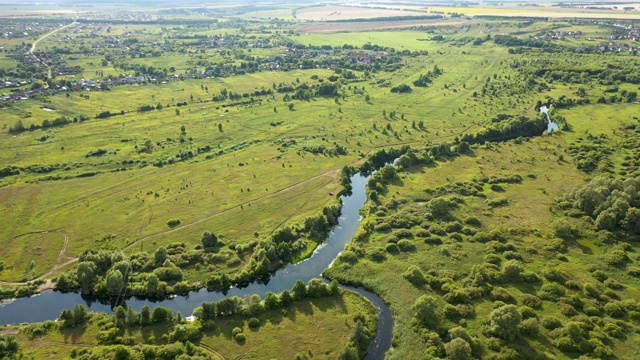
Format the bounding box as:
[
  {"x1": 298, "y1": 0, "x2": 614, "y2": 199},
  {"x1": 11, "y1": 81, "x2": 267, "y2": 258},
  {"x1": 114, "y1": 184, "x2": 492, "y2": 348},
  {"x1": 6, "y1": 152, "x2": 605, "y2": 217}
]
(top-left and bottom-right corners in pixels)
[{"x1": 30, "y1": 21, "x2": 77, "y2": 79}]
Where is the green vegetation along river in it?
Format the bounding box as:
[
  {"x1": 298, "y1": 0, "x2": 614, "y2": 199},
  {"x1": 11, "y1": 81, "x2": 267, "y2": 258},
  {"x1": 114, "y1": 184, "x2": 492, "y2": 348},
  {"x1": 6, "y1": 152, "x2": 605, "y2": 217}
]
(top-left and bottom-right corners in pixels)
[{"x1": 0, "y1": 172, "x2": 393, "y2": 359}]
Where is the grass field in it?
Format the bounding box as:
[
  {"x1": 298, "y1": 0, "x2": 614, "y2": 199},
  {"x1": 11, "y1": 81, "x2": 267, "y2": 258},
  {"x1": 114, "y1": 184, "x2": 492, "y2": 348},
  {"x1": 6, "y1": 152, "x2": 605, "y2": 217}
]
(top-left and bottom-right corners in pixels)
[
  {"x1": 1, "y1": 10, "x2": 640, "y2": 359},
  {"x1": 0, "y1": 37, "x2": 514, "y2": 283},
  {"x1": 2, "y1": 17, "x2": 632, "y2": 286},
  {"x1": 7, "y1": 290, "x2": 375, "y2": 359},
  {"x1": 326, "y1": 120, "x2": 640, "y2": 358}
]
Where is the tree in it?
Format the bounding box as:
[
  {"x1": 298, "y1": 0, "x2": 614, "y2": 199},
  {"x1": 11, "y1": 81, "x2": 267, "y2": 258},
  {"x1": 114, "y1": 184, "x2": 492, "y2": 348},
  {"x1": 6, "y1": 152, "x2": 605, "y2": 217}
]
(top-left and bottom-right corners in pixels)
[
  {"x1": 457, "y1": 141, "x2": 470, "y2": 153},
  {"x1": 72, "y1": 304, "x2": 89, "y2": 325},
  {"x1": 56, "y1": 273, "x2": 70, "y2": 289},
  {"x1": 146, "y1": 273, "x2": 159, "y2": 296},
  {"x1": 412, "y1": 295, "x2": 441, "y2": 329},
  {"x1": 126, "y1": 306, "x2": 139, "y2": 325},
  {"x1": 114, "y1": 306, "x2": 127, "y2": 328},
  {"x1": 329, "y1": 279, "x2": 339, "y2": 295},
  {"x1": 380, "y1": 164, "x2": 397, "y2": 180},
  {"x1": 152, "y1": 306, "x2": 173, "y2": 323},
  {"x1": 338, "y1": 346, "x2": 359, "y2": 360},
  {"x1": 9, "y1": 120, "x2": 26, "y2": 133},
  {"x1": 288, "y1": 103, "x2": 295, "y2": 111},
  {"x1": 429, "y1": 197, "x2": 452, "y2": 218},
  {"x1": 307, "y1": 278, "x2": 330, "y2": 298},
  {"x1": 264, "y1": 291, "x2": 279, "y2": 310},
  {"x1": 106, "y1": 269, "x2": 124, "y2": 296},
  {"x1": 350, "y1": 320, "x2": 371, "y2": 358},
  {"x1": 487, "y1": 304, "x2": 521, "y2": 342},
  {"x1": 244, "y1": 294, "x2": 263, "y2": 316},
  {"x1": 279, "y1": 290, "x2": 293, "y2": 306},
  {"x1": 201, "y1": 302, "x2": 217, "y2": 321},
  {"x1": 292, "y1": 280, "x2": 307, "y2": 300},
  {"x1": 142, "y1": 139, "x2": 153, "y2": 154},
  {"x1": 502, "y1": 260, "x2": 523, "y2": 282},
  {"x1": 0, "y1": 335, "x2": 19, "y2": 358},
  {"x1": 140, "y1": 305, "x2": 151, "y2": 325},
  {"x1": 445, "y1": 338, "x2": 473, "y2": 360},
  {"x1": 154, "y1": 246, "x2": 168, "y2": 265},
  {"x1": 76, "y1": 261, "x2": 97, "y2": 293},
  {"x1": 59, "y1": 308, "x2": 74, "y2": 327},
  {"x1": 201, "y1": 231, "x2": 217, "y2": 248},
  {"x1": 623, "y1": 207, "x2": 640, "y2": 234}
]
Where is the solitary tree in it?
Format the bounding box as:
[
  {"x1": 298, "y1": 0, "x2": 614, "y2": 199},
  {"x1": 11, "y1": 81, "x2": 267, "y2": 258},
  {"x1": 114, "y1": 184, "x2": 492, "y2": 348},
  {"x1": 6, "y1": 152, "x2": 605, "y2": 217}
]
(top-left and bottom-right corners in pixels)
[{"x1": 143, "y1": 139, "x2": 153, "y2": 153}]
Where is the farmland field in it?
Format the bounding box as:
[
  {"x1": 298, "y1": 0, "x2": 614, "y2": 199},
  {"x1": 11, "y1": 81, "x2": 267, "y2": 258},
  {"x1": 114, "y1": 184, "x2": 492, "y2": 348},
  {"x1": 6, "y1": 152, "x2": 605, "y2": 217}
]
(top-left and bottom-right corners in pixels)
[{"x1": 1, "y1": 1, "x2": 640, "y2": 359}]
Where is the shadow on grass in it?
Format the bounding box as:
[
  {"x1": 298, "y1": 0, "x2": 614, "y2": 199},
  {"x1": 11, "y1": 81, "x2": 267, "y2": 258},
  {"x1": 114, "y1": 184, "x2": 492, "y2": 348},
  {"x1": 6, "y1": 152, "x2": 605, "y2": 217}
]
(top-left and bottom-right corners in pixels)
[
  {"x1": 511, "y1": 283, "x2": 540, "y2": 299},
  {"x1": 138, "y1": 323, "x2": 173, "y2": 344},
  {"x1": 62, "y1": 323, "x2": 88, "y2": 344},
  {"x1": 510, "y1": 336, "x2": 554, "y2": 359},
  {"x1": 310, "y1": 294, "x2": 348, "y2": 314}
]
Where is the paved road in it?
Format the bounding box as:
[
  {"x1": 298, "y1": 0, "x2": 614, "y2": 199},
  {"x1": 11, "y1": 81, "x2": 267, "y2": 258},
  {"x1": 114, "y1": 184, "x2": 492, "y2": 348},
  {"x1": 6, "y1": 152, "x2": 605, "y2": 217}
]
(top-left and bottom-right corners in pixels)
[{"x1": 30, "y1": 21, "x2": 77, "y2": 78}]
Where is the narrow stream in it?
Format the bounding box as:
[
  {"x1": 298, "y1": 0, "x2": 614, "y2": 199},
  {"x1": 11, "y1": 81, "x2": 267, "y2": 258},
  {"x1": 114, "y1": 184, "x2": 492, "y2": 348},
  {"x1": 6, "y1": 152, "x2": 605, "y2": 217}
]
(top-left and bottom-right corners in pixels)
[
  {"x1": 0, "y1": 172, "x2": 393, "y2": 359},
  {"x1": 540, "y1": 105, "x2": 559, "y2": 133}
]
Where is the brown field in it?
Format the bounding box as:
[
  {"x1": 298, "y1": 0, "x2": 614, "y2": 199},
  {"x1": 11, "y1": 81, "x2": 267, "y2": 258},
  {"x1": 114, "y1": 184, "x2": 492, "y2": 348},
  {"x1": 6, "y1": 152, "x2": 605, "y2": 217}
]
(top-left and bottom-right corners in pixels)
[
  {"x1": 296, "y1": 19, "x2": 464, "y2": 33},
  {"x1": 296, "y1": 5, "x2": 427, "y2": 21}
]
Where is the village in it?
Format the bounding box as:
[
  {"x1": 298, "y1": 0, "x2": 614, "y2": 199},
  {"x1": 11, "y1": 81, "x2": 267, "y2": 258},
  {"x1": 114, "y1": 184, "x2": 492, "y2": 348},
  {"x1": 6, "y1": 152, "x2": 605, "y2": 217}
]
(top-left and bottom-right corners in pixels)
[{"x1": 1, "y1": 23, "x2": 402, "y2": 102}]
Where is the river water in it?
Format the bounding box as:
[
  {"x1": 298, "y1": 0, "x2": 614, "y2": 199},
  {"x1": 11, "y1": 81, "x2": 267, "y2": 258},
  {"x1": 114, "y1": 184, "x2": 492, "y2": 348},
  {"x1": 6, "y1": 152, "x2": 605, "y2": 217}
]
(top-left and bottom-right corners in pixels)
[
  {"x1": 0, "y1": 173, "x2": 393, "y2": 359},
  {"x1": 540, "y1": 105, "x2": 559, "y2": 133}
]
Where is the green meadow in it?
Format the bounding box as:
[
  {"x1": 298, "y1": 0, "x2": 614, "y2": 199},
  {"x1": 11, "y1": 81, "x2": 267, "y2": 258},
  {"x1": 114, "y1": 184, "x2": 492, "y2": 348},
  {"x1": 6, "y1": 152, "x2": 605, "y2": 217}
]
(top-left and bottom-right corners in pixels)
[
  {"x1": 1, "y1": 10, "x2": 640, "y2": 359},
  {"x1": 7, "y1": 289, "x2": 375, "y2": 360}
]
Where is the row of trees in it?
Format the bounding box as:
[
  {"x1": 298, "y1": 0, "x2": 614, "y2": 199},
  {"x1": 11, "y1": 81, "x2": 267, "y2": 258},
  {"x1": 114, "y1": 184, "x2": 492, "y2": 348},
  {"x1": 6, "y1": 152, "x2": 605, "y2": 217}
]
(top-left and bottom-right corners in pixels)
[
  {"x1": 198, "y1": 278, "x2": 339, "y2": 322},
  {"x1": 48, "y1": 277, "x2": 373, "y2": 359},
  {"x1": 413, "y1": 65, "x2": 443, "y2": 87},
  {"x1": 57, "y1": 200, "x2": 343, "y2": 299},
  {"x1": 8, "y1": 115, "x2": 89, "y2": 134}
]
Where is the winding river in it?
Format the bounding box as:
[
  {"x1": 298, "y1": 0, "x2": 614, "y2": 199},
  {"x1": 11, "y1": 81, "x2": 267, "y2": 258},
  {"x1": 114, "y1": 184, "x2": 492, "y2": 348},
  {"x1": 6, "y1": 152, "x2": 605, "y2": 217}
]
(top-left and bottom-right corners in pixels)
[{"x1": 0, "y1": 173, "x2": 393, "y2": 359}]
